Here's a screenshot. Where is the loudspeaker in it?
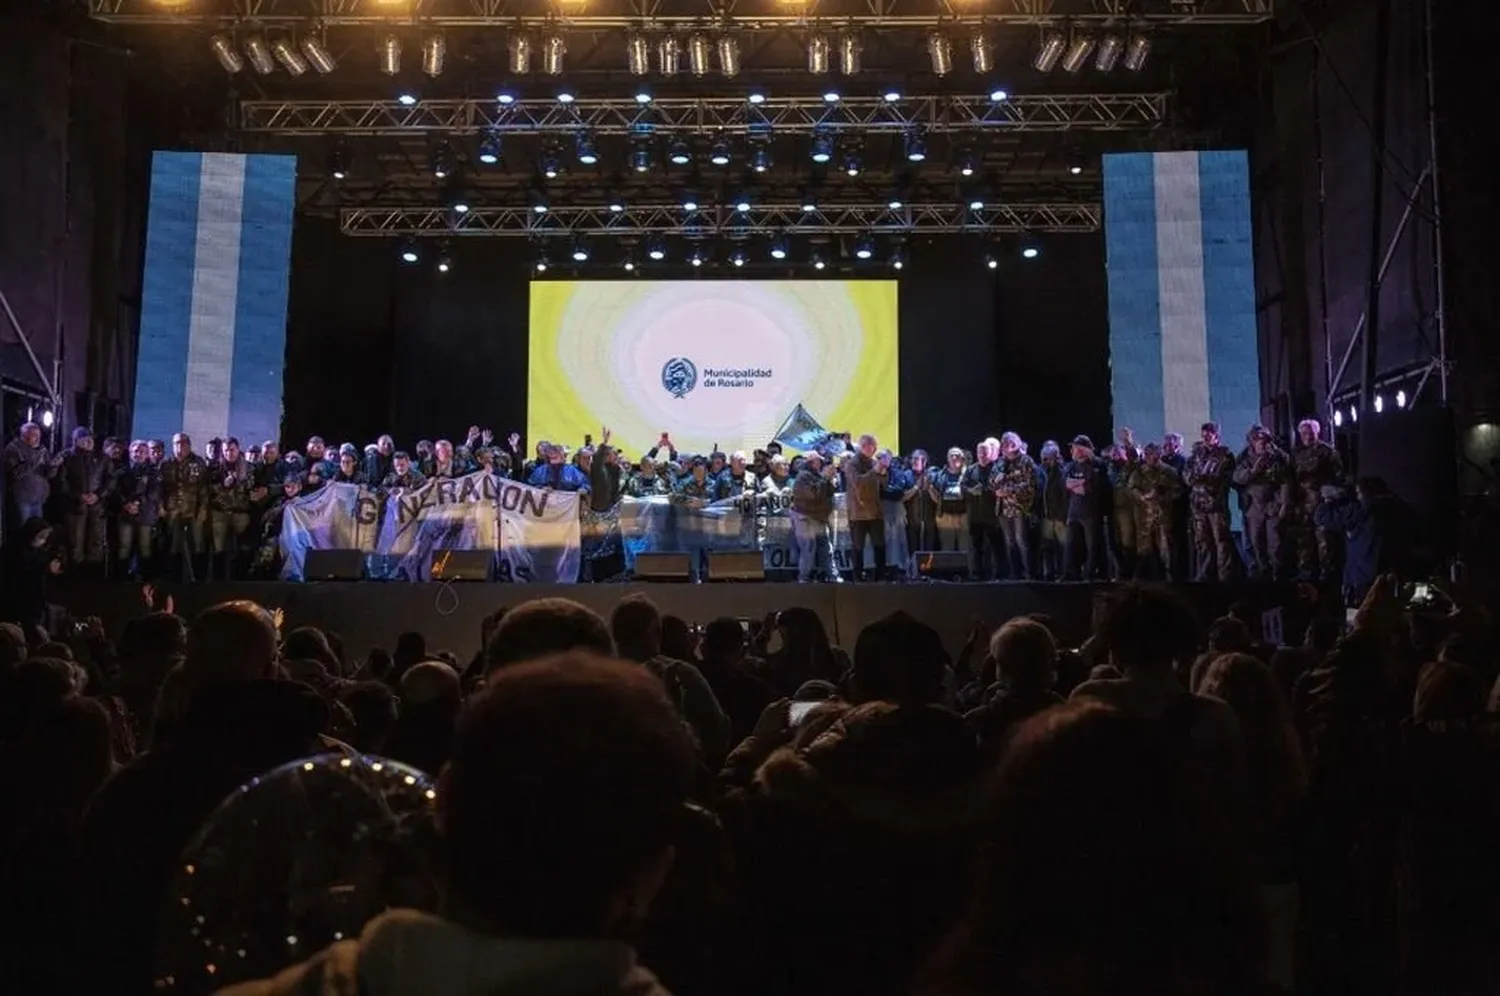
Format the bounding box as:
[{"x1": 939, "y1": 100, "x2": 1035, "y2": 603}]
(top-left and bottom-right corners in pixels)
[
  {"x1": 1357, "y1": 406, "x2": 1457, "y2": 556},
  {"x1": 914, "y1": 550, "x2": 969, "y2": 580},
  {"x1": 633, "y1": 552, "x2": 693, "y2": 582},
  {"x1": 431, "y1": 549, "x2": 492, "y2": 581},
  {"x1": 706, "y1": 549, "x2": 765, "y2": 582},
  {"x1": 303, "y1": 549, "x2": 365, "y2": 581}
]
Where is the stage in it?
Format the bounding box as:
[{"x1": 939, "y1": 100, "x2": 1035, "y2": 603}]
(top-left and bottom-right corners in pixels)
[{"x1": 55, "y1": 580, "x2": 1301, "y2": 663}]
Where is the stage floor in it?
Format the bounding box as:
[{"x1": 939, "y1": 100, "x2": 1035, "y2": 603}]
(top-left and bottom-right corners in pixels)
[{"x1": 55, "y1": 580, "x2": 1296, "y2": 663}]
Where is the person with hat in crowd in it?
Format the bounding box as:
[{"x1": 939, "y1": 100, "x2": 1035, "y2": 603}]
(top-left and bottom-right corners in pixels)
[
  {"x1": 1061, "y1": 434, "x2": 1107, "y2": 581},
  {"x1": 1184, "y1": 421, "x2": 1239, "y2": 581}
]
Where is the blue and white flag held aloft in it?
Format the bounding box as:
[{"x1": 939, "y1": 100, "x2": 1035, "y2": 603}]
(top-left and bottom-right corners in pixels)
[
  {"x1": 1102, "y1": 150, "x2": 1261, "y2": 447},
  {"x1": 133, "y1": 151, "x2": 297, "y2": 449}
]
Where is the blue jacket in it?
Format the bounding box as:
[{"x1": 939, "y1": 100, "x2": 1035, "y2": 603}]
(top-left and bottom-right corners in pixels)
[
  {"x1": 1316, "y1": 492, "x2": 1414, "y2": 594},
  {"x1": 527, "y1": 462, "x2": 590, "y2": 493}
]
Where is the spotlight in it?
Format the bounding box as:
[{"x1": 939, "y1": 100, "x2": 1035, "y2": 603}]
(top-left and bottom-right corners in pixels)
[
  {"x1": 668, "y1": 140, "x2": 693, "y2": 166},
  {"x1": 244, "y1": 36, "x2": 276, "y2": 75},
  {"x1": 542, "y1": 33, "x2": 566, "y2": 75},
  {"x1": 904, "y1": 130, "x2": 927, "y2": 163},
  {"x1": 969, "y1": 197, "x2": 985, "y2": 210},
  {"x1": 623, "y1": 257, "x2": 636, "y2": 272},
  {"x1": 626, "y1": 33, "x2": 650, "y2": 75},
  {"x1": 1123, "y1": 33, "x2": 1151, "y2": 72},
  {"x1": 571, "y1": 240, "x2": 591, "y2": 263},
  {"x1": 530, "y1": 190, "x2": 549, "y2": 214},
  {"x1": 376, "y1": 33, "x2": 401, "y2": 76},
  {"x1": 800, "y1": 191, "x2": 818, "y2": 213},
  {"x1": 888, "y1": 194, "x2": 905, "y2": 210},
  {"x1": 540, "y1": 148, "x2": 561, "y2": 179},
  {"x1": 39, "y1": 408, "x2": 55, "y2": 429},
  {"x1": 437, "y1": 254, "x2": 452, "y2": 274},
  {"x1": 431, "y1": 142, "x2": 454, "y2": 179},
  {"x1": 448, "y1": 192, "x2": 471, "y2": 214},
  {"x1": 681, "y1": 193, "x2": 700, "y2": 211},
  {"x1": 556, "y1": 89, "x2": 576, "y2": 104},
  {"x1": 1061, "y1": 36, "x2": 1095, "y2": 73},
  {"x1": 957, "y1": 148, "x2": 978, "y2": 177},
  {"x1": 747, "y1": 88, "x2": 767, "y2": 105},
  {"x1": 822, "y1": 89, "x2": 841, "y2": 104},
  {"x1": 421, "y1": 33, "x2": 446, "y2": 77},
  {"x1": 1374, "y1": 394, "x2": 1384, "y2": 414},
  {"x1": 718, "y1": 35, "x2": 741, "y2": 77},
  {"x1": 477, "y1": 132, "x2": 501, "y2": 165},
  {"x1": 839, "y1": 33, "x2": 861, "y2": 75},
  {"x1": 990, "y1": 87, "x2": 1010, "y2": 102},
  {"x1": 843, "y1": 149, "x2": 862, "y2": 177},
  {"x1": 270, "y1": 37, "x2": 308, "y2": 76},
  {"x1": 1095, "y1": 33, "x2": 1124, "y2": 72},
  {"x1": 688, "y1": 33, "x2": 711, "y2": 76},
  {"x1": 810, "y1": 131, "x2": 833, "y2": 164},
  {"x1": 812, "y1": 251, "x2": 827, "y2": 271},
  {"x1": 647, "y1": 239, "x2": 667, "y2": 261},
  {"x1": 535, "y1": 251, "x2": 549, "y2": 274},
  {"x1": 750, "y1": 144, "x2": 773, "y2": 173},
  {"x1": 396, "y1": 90, "x2": 419, "y2": 107},
  {"x1": 630, "y1": 139, "x2": 653, "y2": 173},
  {"x1": 633, "y1": 84, "x2": 652, "y2": 104},
  {"x1": 508, "y1": 34, "x2": 532, "y2": 75},
  {"x1": 882, "y1": 87, "x2": 902, "y2": 102},
  {"x1": 496, "y1": 87, "x2": 517, "y2": 105},
  {"x1": 1069, "y1": 163, "x2": 1083, "y2": 175},
  {"x1": 575, "y1": 132, "x2": 599, "y2": 165},
  {"x1": 1350, "y1": 405, "x2": 1358, "y2": 423},
  {"x1": 1396, "y1": 389, "x2": 1407, "y2": 408},
  {"x1": 607, "y1": 195, "x2": 625, "y2": 213},
  {"x1": 927, "y1": 34, "x2": 953, "y2": 76},
  {"x1": 710, "y1": 140, "x2": 732, "y2": 167},
  {"x1": 1021, "y1": 244, "x2": 1040, "y2": 259},
  {"x1": 209, "y1": 34, "x2": 244, "y2": 74},
  {"x1": 855, "y1": 235, "x2": 874, "y2": 260},
  {"x1": 300, "y1": 36, "x2": 337, "y2": 74},
  {"x1": 1333, "y1": 409, "x2": 1344, "y2": 428},
  {"x1": 970, "y1": 32, "x2": 994, "y2": 75},
  {"x1": 328, "y1": 143, "x2": 351, "y2": 180},
  {"x1": 770, "y1": 236, "x2": 788, "y2": 260},
  {"x1": 730, "y1": 246, "x2": 747, "y2": 268},
  {"x1": 399, "y1": 240, "x2": 419, "y2": 264},
  {"x1": 657, "y1": 35, "x2": 680, "y2": 76},
  {"x1": 985, "y1": 253, "x2": 999, "y2": 271},
  {"x1": 807, "y1": 34, "x2": 830, "y2": 74},
  {"x1": 690, "y1": 246, "x2": 706, "y2": 268},
  {"x1": 890, "y1": 246, "x2": 907, "y2": 271},
  {"x1": 1033, "y1": 32, "x2": 1065, "y2": 73},
  {"x1": 735, "y1": 196, "x2": 751, "y2": 212}
]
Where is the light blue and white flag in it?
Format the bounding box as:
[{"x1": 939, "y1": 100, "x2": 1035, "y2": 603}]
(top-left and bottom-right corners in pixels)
[
  {"x1": 1102, "y1": 150, "x2": 1261, "y2": 446},
  {"x1": 133, "y1": 151, "x2": 297, "y2": 449}
]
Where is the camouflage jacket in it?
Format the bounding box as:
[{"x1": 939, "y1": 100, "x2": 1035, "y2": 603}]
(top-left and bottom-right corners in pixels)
[
  {"x1": 994, "y1": 454, "x2": 1038, "y2": 519},
  {"x1": 622, "y1": 473, "x2": 671, "y2": 499},
  {"x1": 1183, "y1": 443, "x2": 1236, "y2": 513},
  {"x1": 1125, "y1": 462, "x2": 1184, "y2": 519},
  {"x1": 715, "y1": 470, "x2": 759, "y2": 507},
  {"x1": 1232, "y1": 445, "x2": 1293, "y2": 509},
  {"x1": 161, "y1": 454, "x2": 209, "y2": 517},
  {"x1": 1292, "y1": 440, "x2": 1343, "y2": 498},
  {"x1": 209, "y1": 457, "x2": 255, "y2": 513},
  {"x1": 672, "y1": 475, "x2": 717, "y2": 505}
]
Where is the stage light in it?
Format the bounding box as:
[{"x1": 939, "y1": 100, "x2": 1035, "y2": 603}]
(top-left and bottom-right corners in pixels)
[
  {"x1": 209, "y1": 35, "x2": 244, "y2": 73},
  {"x1": 556, "y1": 88, "x2": 576, "y2": 104},
  {"x1": 1069, "y1": 163, "x2": 1083, "y2": 175},
  {"x1": 540, "y1": 149, "x2": 561, "y2": 179},
  {"x1": 839, "y1": 33, "x2": 861, "y2": 75},
  {"x1": 985, "y1": 253, "x2": 999, "y2": 271},
  {"x1": 633, "y1": 84, "x2": 652, "y2": 104},
  {"x1": 808, "y1": 34, "x2": 830, "y2": 74},
  {"x1": 855, "y1": 235, "x2": 874, "y2": 260},
  {"x1": 575, "y1": 132, "x2": 599, "y2": 165},
  {"x1": 1033, "y1": 32, "x2": 1065, "y2": 73},
  {"x1": 688, "y1": 33, "x2": 711, "y2": 76},
  {"x1": 376, "y1": 33, "x2": 401, "y2": 76},
  {"x1": 750, "y1": 144, "x2": 772, "y2": 173},
  {"x1": 399, "y1": 240, "x2": 420, "y2": 264},
  {"x1": 1396, "y1": 389, "x2": 1407, "y2": 408},
  {"x1": 969, "y1": 197, "x2": 985, "y2": 210},
  {"x1": 300, "y1": 35, "x2": 337, "y2": 74},
  {"x1": 496, "y1": 87, "x2": 517, "y2": 105},
  {"x1": 571, "y1": 241, "x2": 591, "y2": 263},
  {"x1": 630, "y1": 138, "x2": 653, "y2": 173},
  {"x1": 883, "y1": 87, "x2": 902, "y2": 102},
  {"x1": 1061, "y1": 36, "x2": 1095, "y2": 73},
  {"x1": 681, "y1": 193, "x2": 700, "y2": 211},
  {"x1": 421, "y1": 33, "x2": 446, "y2": 77},
  {"x1": 710, "y1": 140, "x2": 732, "y2": 167},
  {"x1": 508, "y1": 34, "x2": 532, "y2": 75},
  {"x1": 542, "y1": 33, "x2": 566, "y2": 75},
  {"x1": 747, "y1": 88, "x2": 767, "y2": 105},
  {"x1": 269, "y1": 37, "x2": 308, "y2": 76},
  {"x1": 1123, "y1": 33, "x2": 1152, "y2": 72},
  {"x1": 477, "y1": 132, "x2": 501, "y2": 165},
  {"x1": 328, "y1": 143, "x2": 351, "y2": 179},
  {"x1": 800, "y1": 192, "x2": 818, "y2": 212},
  {"x1": 823, "y1": 89, "x2": 841, "y2": 104},
  {"x1": 770, "y1": 237, "x2": 788, "y2": 260},
  {"x1": 888, "y1": 195, "x2": 904, "y2": 210},
  {"x1": 990, "y1": 86, "x2": 1009, "y2": 102},
  {"x1": 1095, "y1": 33, "x2": 1124, "y2": 72},
  {"x1": 647, "y1": 239, "x2": 666, "y2": 261},
  {"x1": 734, "y1": 195, "x2": 752, "y2": 212},
  {"x1": 626, "y1": 33, "x2": 650, "y2": 75},
  {"x1": 843, "y1": 149, "x2": 862, "y2": 177},
  {"x1": 890, "y1": 246, "x2": 907, "y2": 271},
  {"x1": 39, "y1": 408, "x2": 55, "y2": 429},
  {"x1": 1333, "y1": 409, "x2": 1343, "y2": 428},
  {"x1": 810, "y1": 131, "x2": 833, "y2": 164},
  {"x1": 244, "y1": 36, "x2": 276, "y2": 75},
  {"x1": 1374, "y1": 394, "x2": 1384, "y2": 413},
  {"x1": 718, "y1": 35, "x2": 741, "y2": 77},
  {"x1": 607, "y1": 194, "x2": 625, "y2": 213},
  {"x1": 904, "y1": 130, "x2": 927, "y2": 163},
  {"x1": 690, "y1": 246, "x2": 706, "y2": 268},
  {"x1": 1350, "y1": 405, "x2": 1358, "y2": 423},
  {"x1": 431, "y1": 142, "x2": 454, "y2": 179},
  {"x1": 957, "y1": 148, "x2": 978, "y2": 177},
  {"x1": 535, "y1": 251, "x2": 549, "y2": 274},
  {"x1": 448, "y1": 191, "x2": 471, "y2": 214},
  {"x1": 928, "y1": 34, "x2": 953, "y2": 76},
  {"x1": 668, "y1": 139, "x2": 693, "y2": 166},
  {"x1": 437, "y1": 255, "x2": 452, "y2": 274},
  {"x1": 812, "y1": 251, "x2": 827, "y2": 271},
  {"x1": 397, "y1": 90, "x2": 418, "y2": 107},
  {"x1": 658, "y1": 35, "x2": 680, "y2": 75},
  {"x1": 530, "y1": 190, "x2": 549, "y2": 213},
  {"x1": 623, "y1": 258, "x2": 636, "y2": 272},
  {"x1": 970, "y1": 32, "x2": 994, "y2": 74},
  {"x1": 731, "y1": 247, "x2": 747, "y2": 267},
  {"x1": 1021, "y1": 244, "x2": 1040, "y2": 259}
]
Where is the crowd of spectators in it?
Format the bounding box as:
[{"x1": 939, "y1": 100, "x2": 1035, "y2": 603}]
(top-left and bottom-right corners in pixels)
[{"x1": 1, "y1": 577, "x2": 1497, "y2": 995}]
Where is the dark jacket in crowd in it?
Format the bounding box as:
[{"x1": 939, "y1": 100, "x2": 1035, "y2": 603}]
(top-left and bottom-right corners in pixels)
[
  {"x1": 363, "y1": 450, "x2": 393, "y2": 488},
  {"x1": 842, "y1": 454, "x2": 887, "y2": 522},
  {"x1": 930, "y1": 465, "x2": 967, "y2": 517},
  {"x1": 962, "y1": 460, "x2": 999, "y2": 525},
  {"x1": 116, "y1": 461, "x2": 164, "y2": 525},
  {"x1": 1037, "y1": 458, "x2": 1069, "y2": 520},
  {"x1": 58, "y1": 441, "x2": 113, "y2": 513},
  {"x1": 2, "y1": 438, "x2": 53, "y2": 507},
  {"x1": 1316, "y1": 488, "x2": 1416, "y2": 596},
  {"x1": 589, "y1": 450, "x2": 623, "y2": 511},
  {"x1": 1063, "y1": 456, "x2": 1107, "y2": 522},
  {"x1": 792, "y1": 467, "x2": 837, "y2": 523}
]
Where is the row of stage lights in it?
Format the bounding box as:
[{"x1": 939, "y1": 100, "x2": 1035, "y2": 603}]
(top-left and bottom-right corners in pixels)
[
  {"x1": 395, "y1": 237, "x2": 1042, "y2": 271},
  {"x1": 1330, "y1": 391, "x2": 1410, "y2": 427},
  {"x1": 208, "y1": 26, "x2": 1151, "y2": 78}
]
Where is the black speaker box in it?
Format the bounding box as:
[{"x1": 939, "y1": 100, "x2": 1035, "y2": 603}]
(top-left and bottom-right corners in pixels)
[
  {"x1": 707, "y1": 549, "x2": 765, "y2": 582},
  {"x1": 913, "y1": 550, "x2": 969, "y2": 580},
  {"x1": 303, "y1": 549, "x2": 365, "y2": 581},
  {"x1": 633, "y1": 552, "x2": 693, "y2": 581},
  {"x1": 1357, "y1": 406, "x2": 1457, "y2": 556},
  {"x1": 431, "y1": 549, "x2": 493, "y2": 581}
]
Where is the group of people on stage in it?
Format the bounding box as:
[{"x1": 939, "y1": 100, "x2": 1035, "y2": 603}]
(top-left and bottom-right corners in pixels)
[{"x1": 3, "y1": 416, "x2": 1359, "y2": 584}]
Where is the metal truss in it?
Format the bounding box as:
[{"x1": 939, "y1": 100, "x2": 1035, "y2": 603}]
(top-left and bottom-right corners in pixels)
[
  {"x1": 89, "y1": 0, "x2": 1275, "y2": 28},
  {"x1": 243, "y1": 93, "x2": 1166, "y2": 136},
  {"x1": 339, "y1": 200, "x2": 1102, "y2": 235}
]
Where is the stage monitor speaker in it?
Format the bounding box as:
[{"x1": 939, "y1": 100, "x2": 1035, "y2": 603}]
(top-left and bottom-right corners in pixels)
[
  {"x1": 431, "y1": 549, "x2": 493, "y2": 581},
  {"x1": 1357, "y1": 406, "x2": 1457, "y2": 557},
  {"x1": 633, "y1": 552, "x2": 693, "y2": 582},
  {"x1": 914, "y1": 550, "x2": 969, "y2": 580},
  {"x1": 304, "y1": 549, "x2": 365, "y2": 581},
  {"x1": 707, "y1": 549, "x2": 765, "y2": 582}
]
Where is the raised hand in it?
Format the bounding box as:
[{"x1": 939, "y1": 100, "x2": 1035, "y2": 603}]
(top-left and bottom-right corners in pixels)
[{"x1": 507, "y1": 431, "x2": 521, "y2": 449}]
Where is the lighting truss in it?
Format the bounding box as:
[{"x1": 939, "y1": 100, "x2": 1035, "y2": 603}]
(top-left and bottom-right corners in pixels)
[
  {"x1": 243, "y1": 93, "x2": 1167, "y2": 136},
  {"x1": 339, "y1": 201, "x2": 1102, "y2": 236},
  {"x1": 88, "y1": 0, "x2": 1275, "y2": 28}
]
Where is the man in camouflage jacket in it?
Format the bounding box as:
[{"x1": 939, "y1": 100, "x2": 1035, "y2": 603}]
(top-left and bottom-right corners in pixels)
[
  {"x1": 1125, "y1": 442, "x2": 1184, "y2": 579},
  {"x1": 1183, "y1": 421, "x2": 1238, "y2": 581}
]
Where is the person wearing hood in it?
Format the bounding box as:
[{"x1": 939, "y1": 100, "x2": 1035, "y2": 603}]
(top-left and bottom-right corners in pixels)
[
  {"x1": 57, "y1": 426, "x2": 113, "y2": 570},
  {"x1": 3, "y1": 420, "x2": 54, "y2": 528},
  {"x1": 222, "y1": 653, "x2": 693, "y2": 996}
]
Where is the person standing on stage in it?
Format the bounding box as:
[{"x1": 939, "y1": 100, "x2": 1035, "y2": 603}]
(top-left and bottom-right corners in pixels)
[
  {"x1": 364, "y1": 434, "x2": 395, "y2": 486},
  {"x1": 931, "y1": 448, "x2": 969, "y2": 554},
  {"x1": 841, "y1": 435, "x2": 889, "y2": 580},
  {"x1": 671, "y1": 455, "x2": 718, "y2": 582},
  {"x1": 716, "y1": 450, "x2": 761, "y2": 550},
  {"x1": 3, "y1": 421, "x2": 53, "y2": 529},
  {"x1": 161, "y1": 433, "x2": 207, "y2": 579},
  {"x1": 993, "y1": 432, "x2": 1037, "y2": 581},
  {"x1": 382, "y1": 451, "x2": 428, "y2": 492},
  {"x1": 1184, "y1": 421, "x2": 1238, "y2": 581},
  {"x1": 902, "y1": 449, "x2": 939, "y2": 555},
  {"x1": 1035, "y1": 441, "x2": 1069, "y2": 581},
  {"x1": 1291, "y1": 417, "x2": 1343, "y2": 582},
  {"x1": 208, "y1": 437, "x2": 254, "y2": 579},
  {"x1": 115, "y1": 440, "x2": 162, "y2": 579},
  {"x1": 964, "y1": 439, "x2": 1003, "y2": 580},
  {"x1": 1105, "y1": 440, "x2": 1138, "y2": 581},
  {"x1": 623, "y1": 455, "x2": 670, "y2": 498},
  {"x1": 526, "y1": 444, "x2": 586, "y2": 493},
  {"x1": 790, "y1": 451, "x2": 840, "y2": 583},
  {"x1": 1233, "y1": 425, "x2": 1292, "y2": 580},
  {"x1": 58, "y1": 426, "x2": 112, "y2": 572},
  {"x1": 1125, "y1": 442, "x2": 1183, "y2": 580},
  {"x1": 1062, "y1": 435, "x2": 1106, "y2": 582}
]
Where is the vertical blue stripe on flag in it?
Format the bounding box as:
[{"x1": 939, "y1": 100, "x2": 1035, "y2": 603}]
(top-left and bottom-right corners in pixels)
[
  {"x1": 1103, "y1": 152, "x2": 1166, "y2": 444},
  {"x1": 229, "y1": 154, "x2": 298, "y2": 448},
  {"x1": 1197, "y1": 150, "x2": 1260, "y2": 438},
  {"x1": 134, "y1": 152, "x2": 202, "y2": 443}
]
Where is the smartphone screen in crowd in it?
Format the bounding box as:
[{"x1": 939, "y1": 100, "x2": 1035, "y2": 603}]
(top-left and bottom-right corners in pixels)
[{"x1": 788, "y1": 701, "x2": 821, "y2": 726}]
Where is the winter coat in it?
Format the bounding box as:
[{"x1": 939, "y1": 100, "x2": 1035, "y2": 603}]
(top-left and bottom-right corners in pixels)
[
  {"x1": 791, "y1": 468, "x2": 837, "y2": 523},
  {"x1": 115, "y1": 461, "x2": 164, "y2": 525},
  {"x1": 841, "y1": 454, "x2": 887, "y2": 522},
  {"x1": 2, "y1": 438, "x2": 52, "y2": 506}
]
